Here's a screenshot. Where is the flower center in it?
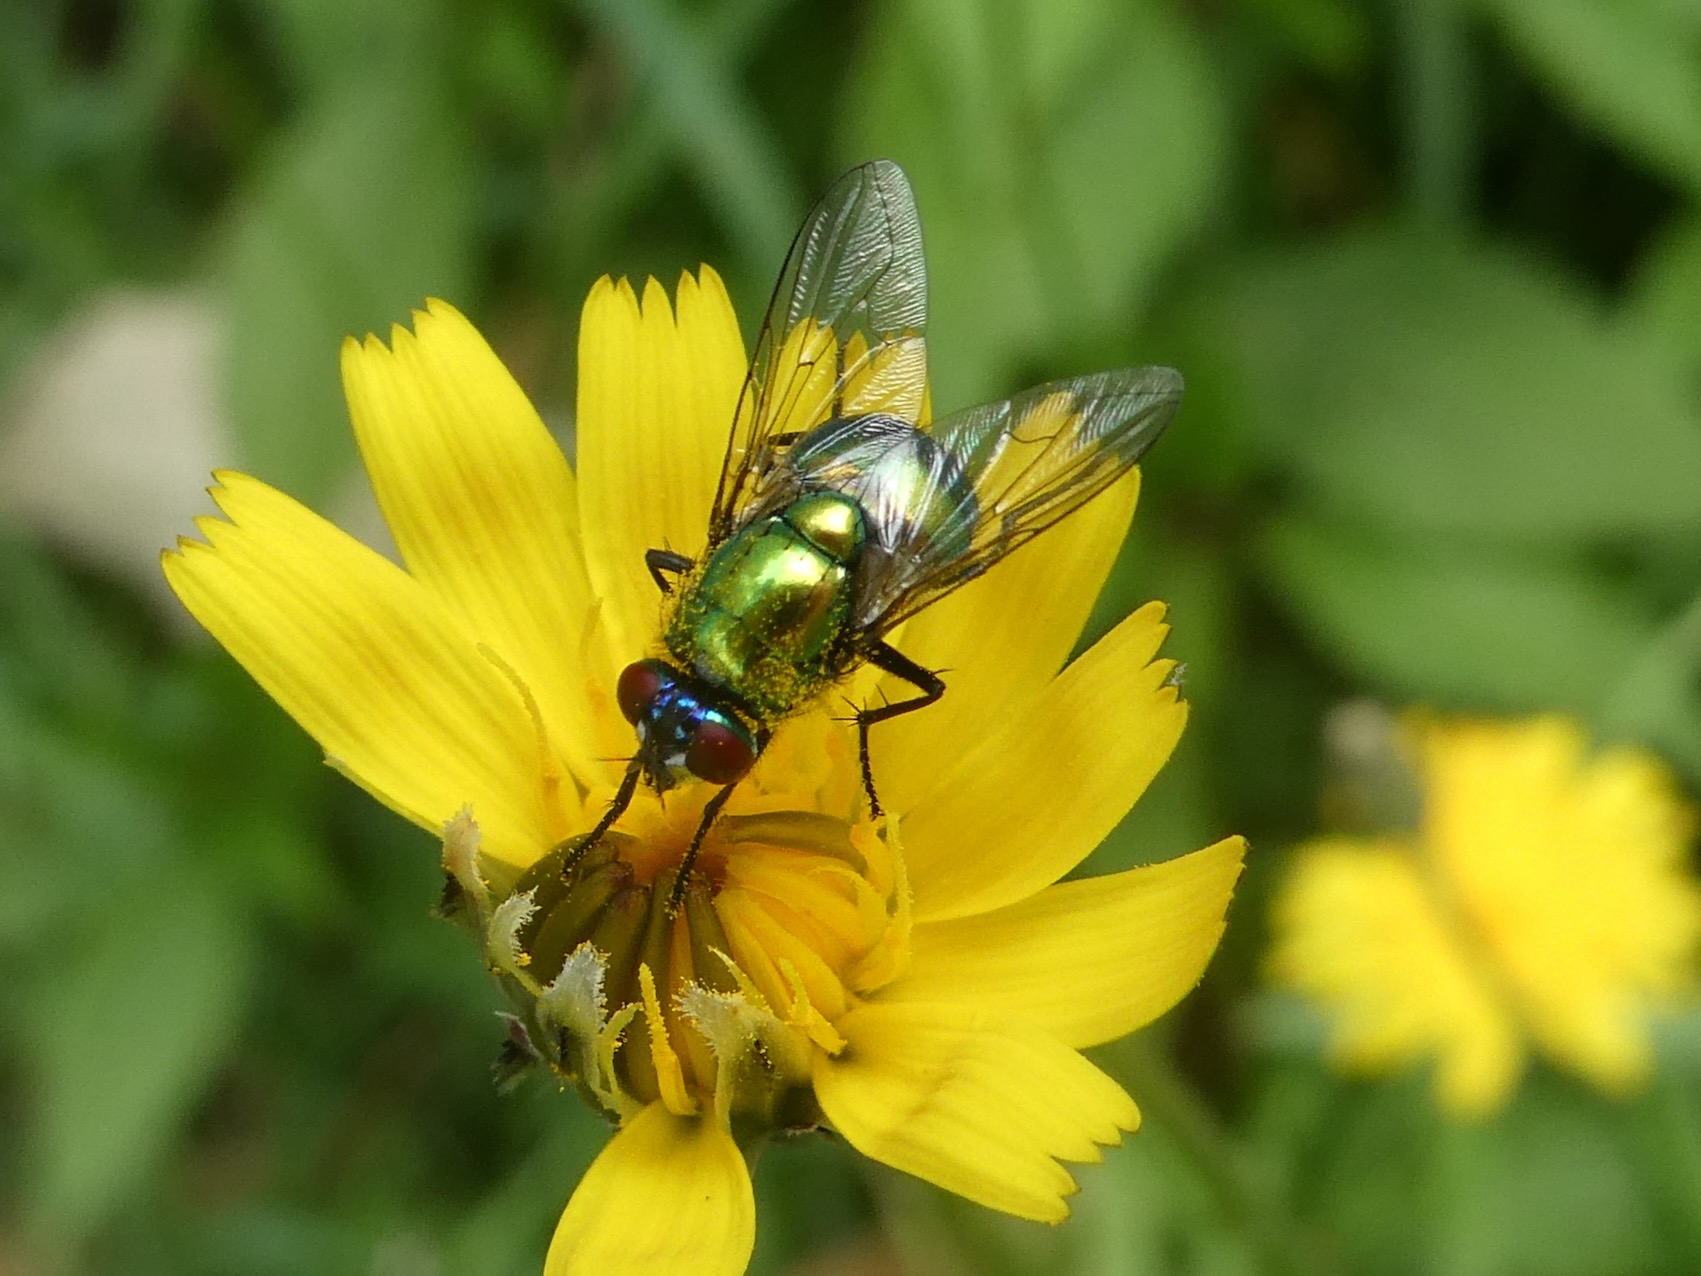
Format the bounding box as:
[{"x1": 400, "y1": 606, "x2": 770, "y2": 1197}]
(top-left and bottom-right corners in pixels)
[{"x1": 444, "y1": 797, "x2": 908, "y2": 1130}]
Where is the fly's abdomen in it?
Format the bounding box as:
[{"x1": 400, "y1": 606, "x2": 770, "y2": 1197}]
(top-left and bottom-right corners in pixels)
[{"x1": 666, "y1": 492, "x2": 866, "y2": 718}]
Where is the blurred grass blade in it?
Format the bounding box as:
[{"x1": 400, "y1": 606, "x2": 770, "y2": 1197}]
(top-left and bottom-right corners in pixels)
[
  {"x1": 842, "y1": 0, "x2": 1230, "y2": 404},
  {"x1": 1399, "y1": 0, "x2": 1474, "y2": 228},
  {"x1": 573, "y1": 0, "x2": 800, "y2": 274},
  {"x1": 1105, "y1": 1035, "x2": 1333, "y2": 1276},
  {"x1": 219, "y1": 68, "x2": 476, "y2": 504}
]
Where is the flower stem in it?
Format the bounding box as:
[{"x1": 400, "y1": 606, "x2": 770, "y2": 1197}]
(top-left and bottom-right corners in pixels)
[{"x1": 1105, "y1": 1035, "x2": 1336, "y2": 1276}]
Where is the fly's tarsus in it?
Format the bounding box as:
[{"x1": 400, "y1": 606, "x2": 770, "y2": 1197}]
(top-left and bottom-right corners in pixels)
[
  {"x1": 669, "y1": 783, "x2": 738, "y2": 915},
  {"x1": 645, "y1": 548, "x2": 695, "y2": 594},
  {"x1": 854, "y1": 641, "x2": 945, "y2": 818},
  {"x1": 566, "y1": 757, "x2": 643, "y2": 876}
]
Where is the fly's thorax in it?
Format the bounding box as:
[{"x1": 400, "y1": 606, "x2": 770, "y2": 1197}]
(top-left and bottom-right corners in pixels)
[
  {"x1": 786, "y1": 415, "x2": 977, "y2": 563},
  {"x1": 664, "y1": 496, "x2": 867, "y2": 719},
  {"x1": 781, "y1": 489, "x2": 866, "y2": 559},
  {"x1": 441, "y1": 805, "x2": 909, "y2": 1135}
]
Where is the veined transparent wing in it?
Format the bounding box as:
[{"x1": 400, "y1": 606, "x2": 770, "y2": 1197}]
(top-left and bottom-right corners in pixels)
[
  {"x1": 708, "y1": 159, "x2": 929, "y2": 543},
  {"x1": 837, "y1": 366, "x2": 1183, "y2": 634}
]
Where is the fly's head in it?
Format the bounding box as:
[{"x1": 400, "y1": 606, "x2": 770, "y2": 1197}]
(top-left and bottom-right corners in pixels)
[{"x1": 616, "y1": 659, "x2": 760, "y2": 792}]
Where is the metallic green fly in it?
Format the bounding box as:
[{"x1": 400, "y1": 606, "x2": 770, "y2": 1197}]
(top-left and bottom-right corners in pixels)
[{"x1": 580, "y1": 160, "x2": 1182, "y2": 906}]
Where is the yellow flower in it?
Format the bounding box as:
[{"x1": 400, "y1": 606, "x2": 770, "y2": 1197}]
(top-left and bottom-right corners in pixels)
[
  {"x1": 162, "y1": 273, "x2": 1244, "y2": 1273},
  {"x1": 1270, "y1": 713, "x2": 1701, "y2": 1119}
]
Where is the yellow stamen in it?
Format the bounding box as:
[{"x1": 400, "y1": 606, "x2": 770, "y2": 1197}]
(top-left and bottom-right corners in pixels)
[{"x1": 478, "y1": 795, "x2": 906, "y2": 1122}]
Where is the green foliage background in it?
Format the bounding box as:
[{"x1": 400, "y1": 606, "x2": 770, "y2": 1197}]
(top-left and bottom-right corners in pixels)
[{"x1": 4, "y1": 0, "x2": 1701, "y2": 1272}]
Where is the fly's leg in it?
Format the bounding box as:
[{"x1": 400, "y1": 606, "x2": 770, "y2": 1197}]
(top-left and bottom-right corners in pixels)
[
  {"x1": 668, "y1": 782, "x2": 739, "y2": 914},
  {"x1": 645, "y1": 548, "x2": 694, "y2": 594},
  {"x1": 857, "y1": 642, "x2": 946, "y2": 818},
  {"x1": 559, "y1": 757, "x2": 643, "y2": 876}
]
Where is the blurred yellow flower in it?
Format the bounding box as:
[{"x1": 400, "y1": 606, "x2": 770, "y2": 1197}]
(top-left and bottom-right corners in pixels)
[
  {"x1": 1270, "y1": 714, "x2": 1701, "y2": 1119},
  {"x1": 162, "y1": 275, "x2": 1244, "y2": 1274}
]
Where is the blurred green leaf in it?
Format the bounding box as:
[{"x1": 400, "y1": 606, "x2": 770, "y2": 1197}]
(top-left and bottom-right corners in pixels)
[
  {"x1": 1630, "y1": 1067, "x2": 1701, "y2": 1268},
  {"x1": 1270, "y1": 1070, "x2": 1433, "y2": 1276},
  {"x1": 749, "y1": 1136, "x2": 876, "y2": 1275},
  {"x1": 0, "y1": 715, "x2": 178, "y2": 947},
  {"x1": 25, "y1": 873, "x2": 254, "y2": 1243},
  {"x1": 246, "y1": 0, "x2": 448, "y2": 98},
  {"x1": 0, "y1": 539, "x2": 182, "y2": 948},
  {"x1": 1628, "y1": 216, "x2": 1701, "y2": 369},
  {"x1": 1244, "y1": 0, "x2": 1371, "y2": 74},
  {"x1": 188, "y1": 1205, "x2": 363, "y2": 1276},
  {"x1": 442, "y1": 1114, "x2": 601, "y2": 1276},
  {"x1": 471, "y1": 6, "x2": 570, "y2": 133},
  {"x1": 1600, "y1": 591, "x2": 1701, "y2": 780},
  {"x1": 1430, "y1": 1074, "x2": 1666, "y2": 1276},
  {"x1": 219, "y1": 66, "x2": 475, "y2": 503},
  {"x1": 1478, "y1": 0, "x2": 1701, "y2": 191},
  {"x1": 0, "y1": 532, "x2": 135, "y2": 729},
  {"x1": 1104, "y1": 1036, "x2": 1331, "y2": 1276},
  {"x1": 842, "y1": 0, "x2": 1230, "y2": 404},
  {"x1": 1259, "y1": 515, "x2": 1657, "y2": 716},
  {"x1": 872, "y1": 1122, "x2": 1264, "y2": 1276},
  {"x1": 1199, "y1": 229, "x2": 1701, "y2": 541}
]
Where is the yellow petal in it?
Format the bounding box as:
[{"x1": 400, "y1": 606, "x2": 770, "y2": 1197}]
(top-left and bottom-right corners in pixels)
[
  {"x1": 575, "y1": 269, "x2": 747, "y2": 661},
  {"x1": 873, "y1": 472, "x2": 1140, "y2": 817},
  {"x1": 887, "y1": 836, "x2": 1244, "y2": 1047},
  {"x1": 899, "y1": 602, "x2": 1187, "y2": 923},
  {"x1": 546, "y1": 1103, "x2": 754, "y2": 1276},
  {"x1": 162, "y1": 472, "x2": 551, "y2": 868},
  {"x1": 1418, "y1": 718, "x2": 1701, "y2": 1095},
  {"x1": 814, "y1": 1003, "x2": 1138, "y2": 1222},
  {"x1": 340, "y1": 300, "x2": 621, "y2": 786},
  {"x1": 1267, "y1": 837, "x2": 1523, "y2": 1119}
]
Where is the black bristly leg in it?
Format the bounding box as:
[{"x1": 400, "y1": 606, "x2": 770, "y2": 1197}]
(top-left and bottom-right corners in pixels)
[
  {"x1": 645, "y1": 548, "x2": 694, "y2": 594},
  {"x1": 668, "y1": 782, "x2": 739, "y2": 914},
  {"x1": 858, "y1": 642, "x2": 946, "y2": 818},
  {"x1": 561, "y1": 756, "x2": 643, "y2": 875}
]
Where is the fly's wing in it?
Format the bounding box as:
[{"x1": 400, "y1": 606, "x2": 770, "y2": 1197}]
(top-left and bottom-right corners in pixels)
[
  {"x1": 708, "y1": 159, "x2": 929, "y2": 543},
  {"x1": 850, "y1": 366, "x2": 1183, "y2": 633}
]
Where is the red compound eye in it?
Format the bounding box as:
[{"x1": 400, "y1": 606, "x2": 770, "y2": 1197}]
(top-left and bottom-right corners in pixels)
[
  {"x1": 686, "y1": 718, "x2": 757, "y2": 785},
  {"x1": 617, "y1": 660, "x2": 668, "y2": 724}
]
